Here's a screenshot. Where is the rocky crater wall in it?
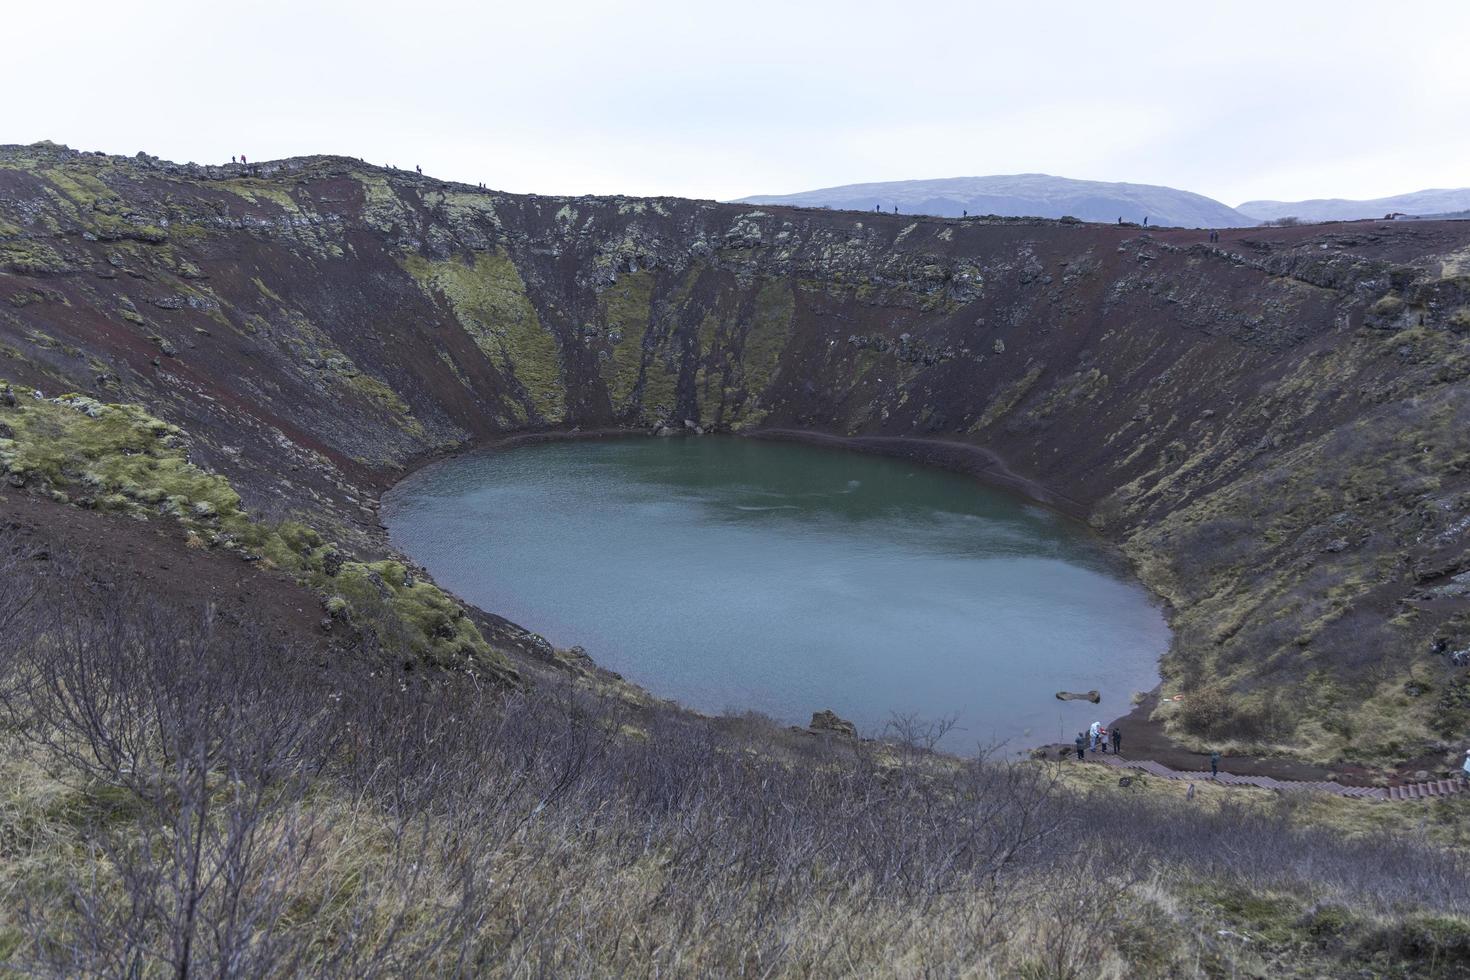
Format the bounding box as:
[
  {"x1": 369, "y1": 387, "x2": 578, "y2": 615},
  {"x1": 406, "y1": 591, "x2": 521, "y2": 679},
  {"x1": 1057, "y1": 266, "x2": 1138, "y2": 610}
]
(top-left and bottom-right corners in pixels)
[{"x1": 5, "y1": 141, "x2": 1470, "y2": 764}]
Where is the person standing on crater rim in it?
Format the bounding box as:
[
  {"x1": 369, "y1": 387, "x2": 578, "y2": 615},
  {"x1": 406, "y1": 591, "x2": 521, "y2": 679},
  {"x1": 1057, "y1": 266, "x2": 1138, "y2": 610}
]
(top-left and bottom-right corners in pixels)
[
  {"x1": 1210, "y1": 751, "x2": 1221, "y2": 779},
  {"x1": 1111, "y1": 726, "x2": 1122, "y2": 754},
  {"x1": 1074, "y1": 732, "x2": 1086, "y2": 761}
]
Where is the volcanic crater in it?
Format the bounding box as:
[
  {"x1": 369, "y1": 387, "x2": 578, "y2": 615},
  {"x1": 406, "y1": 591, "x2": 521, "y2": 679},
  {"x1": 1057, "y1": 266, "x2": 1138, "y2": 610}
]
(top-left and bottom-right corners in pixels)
[{"x1": 5, "y1": 140, "x2": 1470, "y2": 770}]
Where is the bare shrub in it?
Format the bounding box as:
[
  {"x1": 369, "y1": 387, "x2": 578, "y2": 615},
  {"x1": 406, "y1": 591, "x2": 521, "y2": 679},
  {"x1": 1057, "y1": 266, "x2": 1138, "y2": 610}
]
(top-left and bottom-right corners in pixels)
[
  {"x1": 884, "y1": 710, "x2": 959, "y2": 754},
  {"x1": 3, "y1": 554, "x2": 1470, "y2": 975},
  {"x1": 0, "y1": 524, "x2": 41, "y2": 675},
  {"x1": 1, "y1": 585, "x2": 351, "y2": 976},
  {"x1": 1178, "y1": 684, "x2": 1232, "y2": 736}
]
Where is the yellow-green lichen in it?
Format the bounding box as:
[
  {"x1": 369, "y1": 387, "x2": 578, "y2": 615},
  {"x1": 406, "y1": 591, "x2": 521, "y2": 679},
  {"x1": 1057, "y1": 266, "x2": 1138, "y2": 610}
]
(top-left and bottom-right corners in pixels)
[
  {"x1": 342, "y1": 372, "x2": 423, "y2": 436},
  {"x1": 0, "y1": 393, "x2": 243, "y2": 532},
  {"x1": 732, "y1": 280, "x2": 794, "y2": 424},
  {"x1": 402, "y1": 250, "x2": 565, "y2": 422},
  {"x1": 221, "y1": 180, "x2": 298, "y2": 211},
  {"x1": 252, "y1": 276, "x2": 283, "y2": 302},
  {"x1": 329, "y1": 559, "x2": 489, "y2": 669},
  {"x1": 970, "y1": 362, "x2": 1045, "y2": 431},
  {"x1": 0, "y1": 240, "x2": 70, "y2": 276},
  {"x1": 600, "y1": 271, "x2": 656, "y2": 411}
]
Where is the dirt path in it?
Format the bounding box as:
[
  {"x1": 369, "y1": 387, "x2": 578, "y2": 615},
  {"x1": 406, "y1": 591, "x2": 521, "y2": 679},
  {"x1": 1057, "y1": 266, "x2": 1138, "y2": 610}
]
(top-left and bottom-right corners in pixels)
[
  {"x1": 1103, "y1": 690, "x2": 1356, "y2": 782},
  {"x1": 1082, "y1": 752, "x2": 1465, "y2": 802},
  {"x1": 1033, "y1": 688, "x2": 1467, "y2": 802}
]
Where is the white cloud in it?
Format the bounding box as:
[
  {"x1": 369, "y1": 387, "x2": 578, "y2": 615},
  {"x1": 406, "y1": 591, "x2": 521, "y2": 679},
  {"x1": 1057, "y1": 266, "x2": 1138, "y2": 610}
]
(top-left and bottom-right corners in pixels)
[{"x1": 5, "y1": 0, "x2": 1467, "y2": 204}]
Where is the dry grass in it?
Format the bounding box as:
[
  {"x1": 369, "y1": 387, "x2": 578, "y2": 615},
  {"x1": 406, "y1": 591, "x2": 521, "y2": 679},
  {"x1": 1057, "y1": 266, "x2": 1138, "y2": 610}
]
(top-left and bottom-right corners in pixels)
[{"x1": 4, "y1": 531, "x2": 1470, "y2": 976}]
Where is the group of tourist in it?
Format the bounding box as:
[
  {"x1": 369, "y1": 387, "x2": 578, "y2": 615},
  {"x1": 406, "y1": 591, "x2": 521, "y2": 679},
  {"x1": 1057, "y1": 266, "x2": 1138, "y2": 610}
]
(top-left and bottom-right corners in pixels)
[{"x1": 1073, "y1": 720, "x2": 1121, "y2": 759}]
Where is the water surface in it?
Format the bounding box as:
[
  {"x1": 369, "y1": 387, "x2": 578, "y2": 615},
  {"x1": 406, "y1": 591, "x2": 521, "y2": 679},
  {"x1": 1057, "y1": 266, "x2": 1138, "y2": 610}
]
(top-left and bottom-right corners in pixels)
[{"x1": 385, "y1": 437, "x2": 1167, "y2": 752}]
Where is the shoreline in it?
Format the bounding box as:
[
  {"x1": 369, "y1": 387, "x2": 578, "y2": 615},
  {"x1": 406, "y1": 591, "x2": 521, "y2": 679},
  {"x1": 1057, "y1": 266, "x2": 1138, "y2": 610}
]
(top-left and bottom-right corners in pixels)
[
  {"x1": 380, "y1": 425, "x2": 1410, "y2": 783},
  {"x1": 379, "y1": 426, "x2": 1182, "y2": 747},
  {"x1": 377, "y1": 425, "x2": 1345, "y2": 783},
  {"x1": 384, "y1": 425, "x2": 1095, "y2": 526},
  {"x1": 379, "y1": 425, "x2": 651, "y2": 516},
  {"x1": 747, "y1": 428, "x2": 1091, "y2": 520}
]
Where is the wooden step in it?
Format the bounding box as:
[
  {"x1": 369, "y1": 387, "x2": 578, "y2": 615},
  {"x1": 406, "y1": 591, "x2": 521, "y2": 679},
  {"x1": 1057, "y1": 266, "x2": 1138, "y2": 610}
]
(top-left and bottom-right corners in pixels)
[{"x1": 1072, "y1": 754, "x2": 1458, "y2": 803}]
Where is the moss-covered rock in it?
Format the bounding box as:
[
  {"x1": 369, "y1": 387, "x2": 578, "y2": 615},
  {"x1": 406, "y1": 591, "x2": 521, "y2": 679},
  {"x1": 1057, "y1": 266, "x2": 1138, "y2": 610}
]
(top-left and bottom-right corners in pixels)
[
  {"x1": 0, "y1": 240, "x2": 70, "y2": 276},
  {"x1": 0, "y1": 384, "x2": 516, "y2": 684}
]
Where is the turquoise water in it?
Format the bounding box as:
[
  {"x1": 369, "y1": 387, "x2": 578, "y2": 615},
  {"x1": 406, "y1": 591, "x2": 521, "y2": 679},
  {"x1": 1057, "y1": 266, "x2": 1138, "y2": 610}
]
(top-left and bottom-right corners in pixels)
[{"x1": 384, "y1": 437, "x2": 1167, "y2": 752}]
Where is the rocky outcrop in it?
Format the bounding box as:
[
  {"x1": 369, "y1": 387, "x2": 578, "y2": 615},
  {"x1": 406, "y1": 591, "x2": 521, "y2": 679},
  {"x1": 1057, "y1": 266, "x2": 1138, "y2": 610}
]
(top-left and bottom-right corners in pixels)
[{"x1": 809, "y1": 709, "x2": 858, "y2": 740}]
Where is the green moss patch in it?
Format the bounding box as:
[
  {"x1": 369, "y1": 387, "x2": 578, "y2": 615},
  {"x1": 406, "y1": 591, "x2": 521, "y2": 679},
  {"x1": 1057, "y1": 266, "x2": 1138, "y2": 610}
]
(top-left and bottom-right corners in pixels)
[
  {"x1": 730, "y1": 280, "x2": 794, "y2": 425},
  {"x1": 0, "y1": 240, "x2": 70, "y2": 275},
  {"x1": 0, "y1": 386, "x2": 515, "y2": 682},
  {"x1": 1190, "y1": 882, "x2": 1313, "y2": 947},
  {"x1": 329, "y1": 560, "x2": 488, "y2": 669},
  {"x1": 0, "y1": 392, "x2": 239, "y2": 530},
  {"x1": 600, "y1": 270, "x2": 656, "y2": 411},
  {"x1": 401, "y1": 250, "x2": 565, "y2": 422},
  {"x1": 1361, "y1": 914, "x2": 1470, "y2": 971}
]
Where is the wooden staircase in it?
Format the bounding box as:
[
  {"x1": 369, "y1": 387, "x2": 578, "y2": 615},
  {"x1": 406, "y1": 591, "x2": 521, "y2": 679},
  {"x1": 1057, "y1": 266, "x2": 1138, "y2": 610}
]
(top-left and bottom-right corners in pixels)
[{"x1": 1084, "y1": 753, "x2": 1466, "y2": 802}]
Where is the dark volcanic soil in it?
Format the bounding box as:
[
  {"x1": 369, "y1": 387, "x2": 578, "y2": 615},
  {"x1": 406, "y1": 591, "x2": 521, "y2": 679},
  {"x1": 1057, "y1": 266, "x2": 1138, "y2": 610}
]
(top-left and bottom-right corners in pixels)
[{"x1": 0, "y1": 493, "x2": 342, "y2": 655}]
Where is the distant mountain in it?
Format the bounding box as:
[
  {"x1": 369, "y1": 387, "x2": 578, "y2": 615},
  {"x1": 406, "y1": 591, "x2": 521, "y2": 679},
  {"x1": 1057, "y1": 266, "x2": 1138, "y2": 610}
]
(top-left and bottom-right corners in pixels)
[
  {"x1": 737, "y1": 174, "x2": 1256, "y2": 228},
  {"x1": 1237, "y1": 188, "x2": 1470, "y2": 223}
]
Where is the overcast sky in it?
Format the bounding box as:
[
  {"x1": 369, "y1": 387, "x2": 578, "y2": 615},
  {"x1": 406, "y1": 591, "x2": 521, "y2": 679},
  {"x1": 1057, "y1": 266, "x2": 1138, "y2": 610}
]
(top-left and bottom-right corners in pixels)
[{"x1": 8, "y1": 1, "x2": 1468, "y2": 206}]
